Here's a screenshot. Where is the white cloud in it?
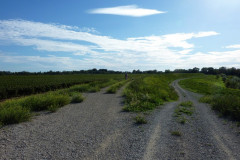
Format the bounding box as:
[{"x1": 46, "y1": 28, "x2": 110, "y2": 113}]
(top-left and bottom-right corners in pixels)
[
  {"x1": 0, "y1": 19, "x2": 224, "y2": 71},
  {"x1": 225, "y1": 44, "x2": 240, "y2": 49},
  {"x1": 88, "y1": 5, "x2": 165, "y2": 17},
  {"x1": 193, "y1": 31, "x2": 220, "y2": 38}
]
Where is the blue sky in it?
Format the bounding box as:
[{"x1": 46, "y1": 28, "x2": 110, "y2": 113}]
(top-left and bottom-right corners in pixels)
[{"x1": 0, "y1": 0, "x2": 240, "y2": 72}]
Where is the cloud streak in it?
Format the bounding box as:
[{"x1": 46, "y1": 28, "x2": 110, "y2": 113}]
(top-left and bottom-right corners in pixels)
[
  {"x1": 88, "y1": 5, "x2": 165, "y2": 17},
  {"x1": 225, "y1": 44, "x2": 240, "y2": 49}
]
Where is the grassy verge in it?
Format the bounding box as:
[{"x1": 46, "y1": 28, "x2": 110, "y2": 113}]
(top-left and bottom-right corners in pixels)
[
  {"x1": 0, "y1": 78, "x2": 118, "y2": 126},
  {"x1": 106, "y1": 80, "x2": 129, "y2": 93},
  {"x1": 123, "y1": 73, "x2": 199, "y2": 112},
  {"x1": 174, "y1": 101, "x2": 194, "y2": 124},
  {"x1": 179, "y1": 75, "x2": 240, "y2": 121}
]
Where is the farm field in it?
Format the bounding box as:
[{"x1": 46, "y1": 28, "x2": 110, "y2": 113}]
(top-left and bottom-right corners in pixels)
[
  {"x1": 0, "y1": 73, "x2": 240, "y2": 160},
  {"x1": 0, "y1": 74, "x2": 126, "y2": 100}
]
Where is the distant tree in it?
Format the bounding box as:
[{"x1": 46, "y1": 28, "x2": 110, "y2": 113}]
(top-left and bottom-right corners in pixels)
[
  {"x1": 165, "y1": 69, "x2": 171, "y2": 73},
  {"x1": 192, "y1": 67, "x2": 200, "y2": 73}
]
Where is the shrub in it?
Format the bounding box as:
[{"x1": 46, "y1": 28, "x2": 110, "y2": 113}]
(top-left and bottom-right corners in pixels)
[
  {"x1": 0, "y1": 105, "x2": 31, "y2": 125},
  {"x1": 199, "y1": 95, "x2": 213, "y2": 103},
  {"x1": 211, "y1": 94, "x2": 240, "y2": 120},
  {"x1": 19, "y1": 93, "x2": 71, "y2": 111},
  {"x1": 225, "y1": 76, "x2": 240, "y2": 89}
]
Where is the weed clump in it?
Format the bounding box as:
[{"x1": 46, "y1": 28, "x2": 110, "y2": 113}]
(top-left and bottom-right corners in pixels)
[
  {"x1": 71, "y1": 93, "x2": 84, "y2": 103},
  {"x1": 171, "y1": 130, "x2": 182, "y2": 136},
  {"x1": 107, "y1": 80, "x2": 129, "y2": 94},
  {"x1": 134, "y1": 115, "x2": 147, "y2": 124},
  {"x1": 174, "y1": 101, "x2": 194, "y2": 124}
]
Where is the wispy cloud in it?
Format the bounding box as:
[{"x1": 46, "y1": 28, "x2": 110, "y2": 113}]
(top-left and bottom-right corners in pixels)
[
  {"x1": 0, "y1": 19, "x2": 224, "y2": 71},
  {"x1": 88, "y1": 5, "x2": 165, "y2": 17},
  {"x1": 225, "y1": 44, "x2": 240, "y2": 49}
]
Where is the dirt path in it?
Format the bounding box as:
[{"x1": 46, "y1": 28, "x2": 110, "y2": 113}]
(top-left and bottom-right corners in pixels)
[
  {"x1": 0, "y1": 86, "x2": 138, "y2": 159},
  {"x1": 143, "y1": 80, "x2": 240, "y2": 160},
  {"x1": 0, "y1": 80, "x2": 240, "y2": 160}
]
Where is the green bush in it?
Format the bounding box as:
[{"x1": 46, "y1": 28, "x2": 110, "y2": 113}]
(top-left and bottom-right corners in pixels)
[
  {"x1": 0, "y1": 105, "x2": 31, "y2": 125},
  {"x1": 199, "y1": 95, "x2": 213, "y2": 103},
  {"x1": 20, "y1": 93, "x2": 71, "y2": 111},
  {"x1": 211, "y1": 94, "x2": 240, "y2": 120}
]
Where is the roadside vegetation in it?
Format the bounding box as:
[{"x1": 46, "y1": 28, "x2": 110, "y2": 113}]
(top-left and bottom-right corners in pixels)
[
  {"x1": 106, "y1": 80, "x2": 130, "y2": 93},
  {"x1": 123, "y1": 73, "x2": 199, "y2": 112},
  {"x1": 0, "y1": 78, "x2": 121, "y2": 126},
  {"x1": 174, "y1": 101, "x2": 194, "y2": 124},
  {"x1": 179, "y1": 75, "x2": 240, "y2": 121}
]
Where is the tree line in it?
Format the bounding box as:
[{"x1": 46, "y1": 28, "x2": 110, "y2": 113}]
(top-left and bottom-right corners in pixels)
[{"x1": 0, "y1": 67, "x2": 240, "y2": 77}]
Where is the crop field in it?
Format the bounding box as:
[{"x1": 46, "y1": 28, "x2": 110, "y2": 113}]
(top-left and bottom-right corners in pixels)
[
  {"x1": 0, "y1": 74, "x2": 133, "y2": 125},
  {"x1": 0, "y1": 74, "x2": 125, "y2": 100}
]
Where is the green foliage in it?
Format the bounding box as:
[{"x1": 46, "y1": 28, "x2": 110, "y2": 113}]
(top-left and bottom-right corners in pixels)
[
  {"x1": 0, "y1": 105, "x2": 31, "y2": 125},
  {"x1": 180, "y1": 75, "x2": 240, "y2": 121},
  {"x1": 179, "y1": 75, "x2": 225, "y2": 95},
  {"x1": 123, "y1": 73, "x2": 199, "y2": 112},
  {"x1": 107, "y1": 80, "x2": 129, "y2": 93},
  {"x1": 211, "y1": 94, "x2": 240, "y2": 120},
  {"x1": 47, "y1": 105, "x2": 59, "y2": 112},
  {"x1": 171, "y1": 130, "x2": 182, "y2": 136},
  {"x1": 174, "y1": 101, "x2": 194, "y2": 124},
  {"x1": 199, "y1": 95, "x2": 213, "y2": 103},
  {"x1": 71, "y1": 93, "x2": 84, "y2": 103},
  {"x1": 225, "y1": 76, "x2": 240, "y2": 89},
  {"x1": 179, "y1": 101, "x2": 193, "y2": 107},
  {"x1": 19, "y1": 93, "x2": 71, "y2": 111},
  {"x1": 134, "y1": 115, "x2": 147, "y2": 124}
]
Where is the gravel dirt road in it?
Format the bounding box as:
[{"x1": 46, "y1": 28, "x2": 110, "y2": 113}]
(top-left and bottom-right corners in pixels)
[{"x1": 0, "y1": 80, "x2": 240, "y2": 160}]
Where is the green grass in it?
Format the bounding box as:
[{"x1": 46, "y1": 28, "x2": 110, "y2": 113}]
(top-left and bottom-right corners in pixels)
[
  {"x1": 71, "y1": 93, "x2": 84, "y2": 103},
  {"x1": 179, "y1": 75, "x2": 225, "y2": 95},
  {"x1": 134, "y1": 115, "x2": 147, "y2": 124},
  {"x1": 0, "y1": 105, "x2": 31, "y2": 125},
  {"x1": 47, "y1": 105, "x2": 59, "y2": 112},
  {"x1": 171, "y1": 130, "x2": 182, "y2": 136},
  {"x1": 106, "y1": 80, "x2": 129, "y2": 93},
  {"x1": 180, "y1": 75, "x2": 240, "y2": 121},
  {"x1": 123, "y1": 73, "x2": 199, "y2": 112},
  {"x1": 174, "y1": 101, "x2": 194, "y2": 124}
]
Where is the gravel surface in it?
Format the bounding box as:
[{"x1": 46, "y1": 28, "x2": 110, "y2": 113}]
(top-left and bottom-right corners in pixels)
[
  {"x1": 143, "y1": 80, "x2": 240, "y2": 160},
  {"x1": 0, "y1": 80, "x2": 240, "y2": 160}
]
